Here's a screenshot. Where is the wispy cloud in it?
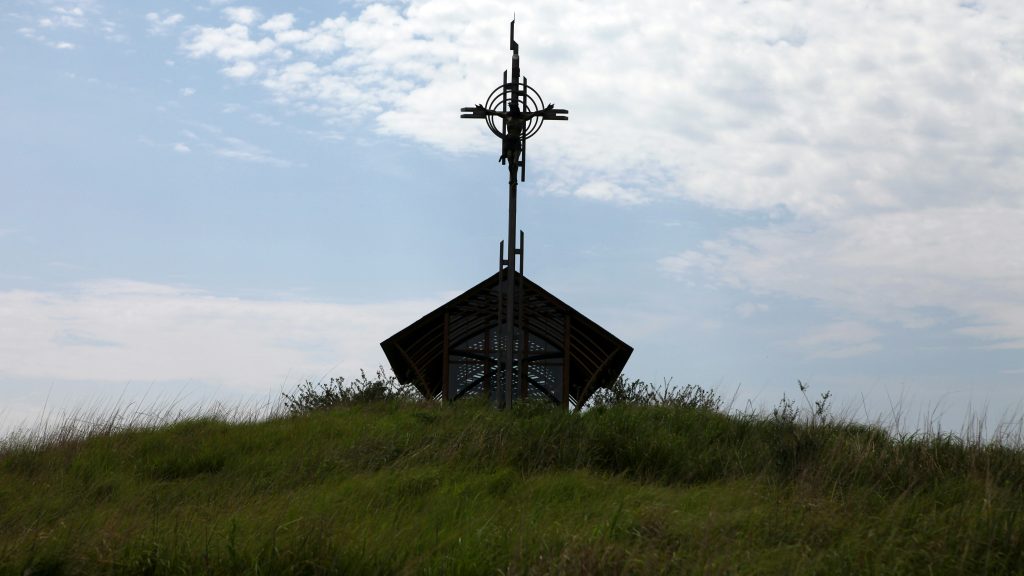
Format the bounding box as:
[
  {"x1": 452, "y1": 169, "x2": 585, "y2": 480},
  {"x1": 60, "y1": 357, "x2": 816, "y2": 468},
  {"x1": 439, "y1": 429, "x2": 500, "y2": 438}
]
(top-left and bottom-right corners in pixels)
[
  {"x1": 18, "y1": 26, "x2": 76, "y2": 50},
  {"x1": 791, "y1": 321, "x2": 882, "y2": 360},
  {"x1": 661, "y1": 206, "x2": 1024, "y2": 349},
  {"x1": 248, "y1": 112, "x2": 280, "y2": 126},
  {"x1": 146, "y1": 12, "x2": 184, "y2": 36},
  {"x1": 39, "y1": 5, "x2": 87, "y2": 29},
  {"x1": 214, "y1": 135, "x2": 292, "y2": 167},
  {"x1": 16, "y1": 1, "x2": 125, "y2": 47},
  {"x1": 0, "y1": 281, "x2": 439, "y2": 391}
]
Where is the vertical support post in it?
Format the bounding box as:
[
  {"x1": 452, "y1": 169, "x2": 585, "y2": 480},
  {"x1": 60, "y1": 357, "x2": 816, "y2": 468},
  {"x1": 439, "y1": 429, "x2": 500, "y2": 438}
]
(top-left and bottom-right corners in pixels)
[
  {"x1": 496, "y1": 240, "x2": 505, "y2": 408},
  {"x1": 442, "y1": 310, "x2": 450, "y2": 402},
  {"x1": 504, "y1": 172, "x2": 516, "y2": 410},
  {"x1": 500, "y1": 19, "x2": 523, "y2": 411},
  {"x1": 562, "y1": 315, "x2": 571, "y2": 410},
  {"x1": 485, "y1": 323, "x2": 492, "y2": 396},
  {"x1": 518, "y1": 230, "x2": 527, "y2": 400}
]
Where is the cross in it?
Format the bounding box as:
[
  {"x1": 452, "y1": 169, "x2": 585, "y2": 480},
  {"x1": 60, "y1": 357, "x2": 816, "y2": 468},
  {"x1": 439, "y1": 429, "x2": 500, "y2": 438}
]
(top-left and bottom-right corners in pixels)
[{"x1": 460, "y1": 20, "x2": 568, "y2": 409}]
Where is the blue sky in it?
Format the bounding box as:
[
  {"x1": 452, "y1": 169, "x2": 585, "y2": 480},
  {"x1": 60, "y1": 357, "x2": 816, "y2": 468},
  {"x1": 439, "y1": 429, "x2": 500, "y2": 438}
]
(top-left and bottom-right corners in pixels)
[{"x1": 2, "y1": 0, "x2": 1023, "y2": 434}]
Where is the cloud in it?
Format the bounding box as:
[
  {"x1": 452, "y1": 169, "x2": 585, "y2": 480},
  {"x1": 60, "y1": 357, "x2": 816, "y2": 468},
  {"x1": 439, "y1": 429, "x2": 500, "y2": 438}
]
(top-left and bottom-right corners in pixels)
[
  {"x1": 791, "y1": 321, "x2": 882, "y2": 359},
  {"x1": 173, "y1": 143, "x2": 191, "y2": 153},
  {"x1": 213, "y1": 135, "x2": 292, "y2": 166},
  {"x1": 223, "y1": 60, "x2": 258, "y2": 78},
  {"x1": 260, "y1": 13, "x2": 295, "y2": 33},
  {"x1": 17, "y1": 1, "x2": 126, "y2": 47},
  {"x1": 183, "y1": 23, "x2": 276, "y2": 64},
  {"x1": 249, "y1": 112, "x2": 280, "y2": 126},
  {"x1": 174, "y1": 1, "x2": 1024, "y2": 351},
  {"x1": 179, "y1": 87, "x2": 196, "y2": 97},
  {"x1": 660, "y1": 205, "x2": 1024, "y2": 349},
  {"x1": 223, "y1": 7, "x2": 260, "y2": 26},
  {"x1": 146, "y1": 12, "x2": 184, "y2": 35},
  {"x1": 573, "y1": 181, "x2": 647, "y2": 205},
  {"x1": 175, "y1": 1, "x2": 1024, "y2": 218},
  {"x1": 18, "y1": 26, "x2": 77, "y2": 50},
  {"x1": 0, "y1": 281, "x2": 438, "y2": 392},
  {"x1": 41, "y1": 6, "x2": 86, "y2": 28}
]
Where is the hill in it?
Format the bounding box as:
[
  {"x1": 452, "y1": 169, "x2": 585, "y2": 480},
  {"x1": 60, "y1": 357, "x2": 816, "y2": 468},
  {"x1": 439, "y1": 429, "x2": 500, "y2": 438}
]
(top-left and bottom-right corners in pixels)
[{"x1": 2, "y1": 390, "x2": 1023, "y2": 574}]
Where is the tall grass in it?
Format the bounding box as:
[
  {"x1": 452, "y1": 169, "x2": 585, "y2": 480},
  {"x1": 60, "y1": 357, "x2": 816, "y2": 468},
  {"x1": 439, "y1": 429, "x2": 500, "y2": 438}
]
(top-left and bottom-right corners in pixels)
[
  {"x1": 2, "y1": 375, "x2": 1022, "y2": 574},
  {"x1": 0, "y1": 392, "x2": 281, "y2": 454}
]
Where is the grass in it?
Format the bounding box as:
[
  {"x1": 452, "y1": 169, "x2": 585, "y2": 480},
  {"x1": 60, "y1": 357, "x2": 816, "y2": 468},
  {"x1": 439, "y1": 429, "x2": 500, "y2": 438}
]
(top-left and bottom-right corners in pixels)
[{"x1": 1, "y1": 383, "x2": 1023, "y2": 574}]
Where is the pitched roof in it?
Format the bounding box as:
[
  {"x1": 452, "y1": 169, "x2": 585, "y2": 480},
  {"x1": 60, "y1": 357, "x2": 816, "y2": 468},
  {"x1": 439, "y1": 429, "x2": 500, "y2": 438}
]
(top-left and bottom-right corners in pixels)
[{"x1": 381, "y1": 271, "x2": 632, "y2": 408}]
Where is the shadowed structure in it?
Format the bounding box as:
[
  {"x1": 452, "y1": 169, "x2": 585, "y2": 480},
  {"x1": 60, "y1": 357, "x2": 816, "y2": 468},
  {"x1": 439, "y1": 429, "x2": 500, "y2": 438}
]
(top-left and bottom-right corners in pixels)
[
  {"x1": 381, "y1": 21, "x2": 632, "y2": 409},
  {"x1": 381, "y1": 271, "x2": 632, "y2": 409}
]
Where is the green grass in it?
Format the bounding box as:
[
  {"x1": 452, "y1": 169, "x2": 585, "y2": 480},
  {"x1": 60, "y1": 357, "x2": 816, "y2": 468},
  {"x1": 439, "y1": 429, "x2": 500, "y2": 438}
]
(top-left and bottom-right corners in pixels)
[{"x1": 2, "y1": 398, "x2": 1023, "y2": 574}]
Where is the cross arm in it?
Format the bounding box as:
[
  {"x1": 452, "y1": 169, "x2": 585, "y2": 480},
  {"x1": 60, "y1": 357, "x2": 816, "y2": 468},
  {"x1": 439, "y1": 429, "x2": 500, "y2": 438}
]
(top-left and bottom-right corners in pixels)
[
  {"x1": 517, "y1": 103, "x2": 568, "y2": 122},
  {"x1": 539, "y1": 103, "x2": 568, "y2": 121},
  {"x1": 461, "y1": 105, "x2": 508, "y2": 120}
]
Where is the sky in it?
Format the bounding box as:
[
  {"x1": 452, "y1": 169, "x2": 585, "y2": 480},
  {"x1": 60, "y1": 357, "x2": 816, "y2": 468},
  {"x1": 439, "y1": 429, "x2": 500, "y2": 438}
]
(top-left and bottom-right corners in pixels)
[{"x1": 2, "y1": 0, "x2": 1023, "y2": 436}]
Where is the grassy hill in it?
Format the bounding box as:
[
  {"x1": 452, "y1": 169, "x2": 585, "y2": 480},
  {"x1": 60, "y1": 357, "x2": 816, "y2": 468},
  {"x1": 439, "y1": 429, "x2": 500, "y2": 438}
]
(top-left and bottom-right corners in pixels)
[{"x1": 2, "y1": 382, "x2": 1023, "y2": 574}]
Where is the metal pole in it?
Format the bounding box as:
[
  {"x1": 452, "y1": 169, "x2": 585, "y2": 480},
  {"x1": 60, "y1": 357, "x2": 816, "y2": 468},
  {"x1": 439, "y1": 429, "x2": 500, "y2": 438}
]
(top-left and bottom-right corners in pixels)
[
  {"x1": 458, "y1": 20, "x2": 568, "y2": 409},
  {"x1": 505, "y1": 169, "x2": 517, "y2": 409},
  {"x1": 502, "y1": 25, "x2": 522, "y2": 410}
]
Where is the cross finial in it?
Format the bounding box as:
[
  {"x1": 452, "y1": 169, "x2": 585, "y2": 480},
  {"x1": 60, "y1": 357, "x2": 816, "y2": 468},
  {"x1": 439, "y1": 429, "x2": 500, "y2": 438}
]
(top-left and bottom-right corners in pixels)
[{"x1": 460, "y1": 20, "x2": 568, "y2": 182}]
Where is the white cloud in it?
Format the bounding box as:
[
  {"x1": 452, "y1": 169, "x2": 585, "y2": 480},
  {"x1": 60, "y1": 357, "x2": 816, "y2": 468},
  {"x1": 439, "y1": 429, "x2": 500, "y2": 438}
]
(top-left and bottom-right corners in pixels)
[
  {"x1": 19, "y1": 26, "x2": 77, "y2": 50},
  {"x1": 660, "y1": 205, "x2": 1024, "y2": 348},
  {"x1": 573, "y1": 181, "x2": 647, "y2": 205},
  {"x1": 175, "y1": 1, "x2": 1024, "y2": 217},
  {"x1": 183, "y1": 23, "x2": 275, "y2": 63},
  {"x1": 223, "y1": 7, "x2": 260, "y2": 26},
  {"x1": 45, "y1": 6, "x2": 86, "y2": 28},
  {"x1": 260, "y1": 13, "x2": 295, "y2": 33},
  {"x1": 146, "y1": 12, "x2": 184, "y2": 35},
  {"x1": 98, "y1": 18, "x2": 124, "y2": 43},
  {"x1": 173, "y1": 143, "x2": 191, "y2": 153},
  {"x1": 0, "y1": 281, "x2": 437, "y2": 392},
  {"x1": 214, "y1": 135, "x2": 291, "y2": 166},
  {"x1": 222, "y1": 60, "x2": 258, "y2": 78},
  {"x1": 18, "y1": 2, "x2": 126, "y2": 47},
  {"x1": 179, "y1": 87, "x2": 196, "y2": 96},
  {"x1": 175, "y1": 1, "x2": 1024, "y2": 351}
]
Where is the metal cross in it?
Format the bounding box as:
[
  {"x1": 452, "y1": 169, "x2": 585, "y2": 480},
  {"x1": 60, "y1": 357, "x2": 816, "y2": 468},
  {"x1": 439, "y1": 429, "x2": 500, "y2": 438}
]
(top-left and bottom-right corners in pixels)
[{"x1": 461, "y1": 20, "x2": 568, "y2": 409}]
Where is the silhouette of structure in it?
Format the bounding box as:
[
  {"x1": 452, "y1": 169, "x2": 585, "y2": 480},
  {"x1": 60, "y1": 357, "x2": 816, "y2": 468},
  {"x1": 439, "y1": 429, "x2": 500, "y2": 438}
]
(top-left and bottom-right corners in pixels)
[{"x1": 381, "y1": 21, "x2": 632, "y2": 410}]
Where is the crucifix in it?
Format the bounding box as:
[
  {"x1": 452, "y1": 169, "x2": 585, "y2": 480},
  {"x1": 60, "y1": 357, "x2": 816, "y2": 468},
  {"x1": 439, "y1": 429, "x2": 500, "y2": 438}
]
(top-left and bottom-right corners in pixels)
[{"x1": 461, "y1": 20, "x2": 568, "y2": 408}]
